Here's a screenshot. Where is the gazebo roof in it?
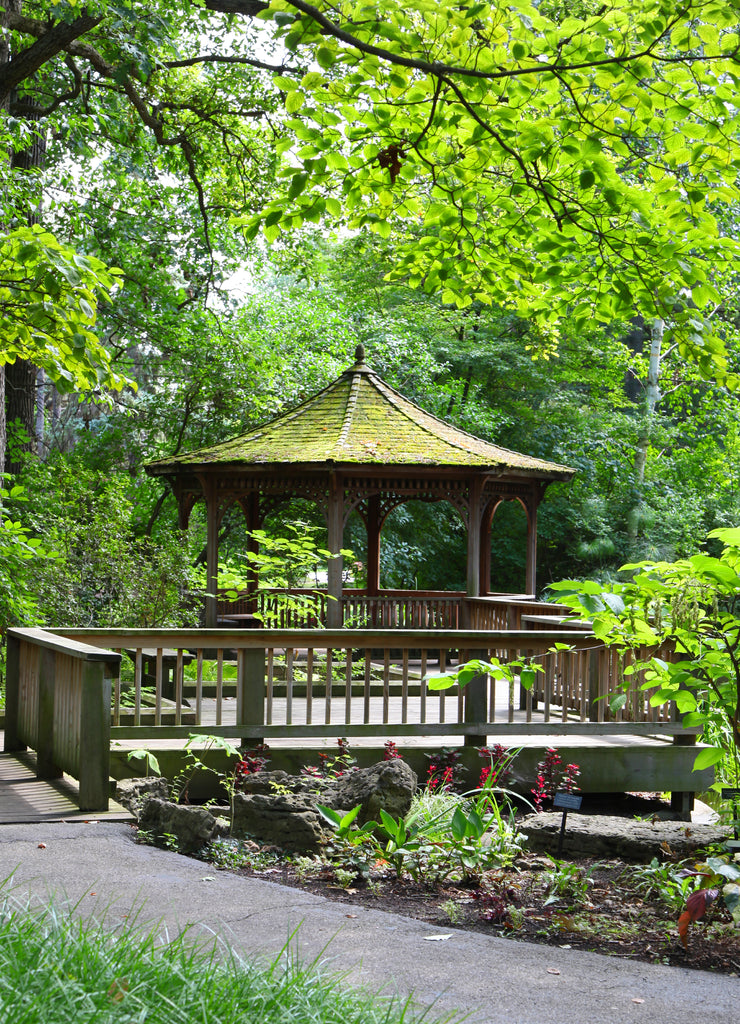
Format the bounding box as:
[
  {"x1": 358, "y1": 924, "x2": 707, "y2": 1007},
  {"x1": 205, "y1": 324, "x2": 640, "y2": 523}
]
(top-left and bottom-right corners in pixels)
[{"x1": 147, "y1": 346, "x2": 574, "y2": 480}]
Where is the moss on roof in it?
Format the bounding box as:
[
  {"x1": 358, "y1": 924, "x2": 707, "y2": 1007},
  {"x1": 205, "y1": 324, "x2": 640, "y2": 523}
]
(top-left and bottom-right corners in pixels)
[{"x1": 147, "y1": 349, "x2": 574, "y2": 479}]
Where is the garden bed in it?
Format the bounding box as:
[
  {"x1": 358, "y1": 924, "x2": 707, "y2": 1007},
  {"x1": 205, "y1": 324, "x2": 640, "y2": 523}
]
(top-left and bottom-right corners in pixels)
[{"x1": 187, "y1": 791, "x2": 740, "y2": 978}]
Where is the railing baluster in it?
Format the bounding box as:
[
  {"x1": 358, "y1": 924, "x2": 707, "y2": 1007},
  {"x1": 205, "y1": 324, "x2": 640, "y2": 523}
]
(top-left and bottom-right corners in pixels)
[
  {"x1": 266, "y1": 648, "x2": 274, "y2": 725},
  {"x1": 216, "y1": 648, "x2": 224, "y2": 726},
  {"x1": 344, "y1": 648, "x2": 352, "y2": 725},
  {"x1": 134, "y1": 649, "x2": 142, "y2": 726},
  {"x1": 175, "y1": 648, "x2": 183, "y2": 727},
  {"x1": 420, "y1": 649, "x2": 427, "y2": 724},
  {"x1": 401, "y1": 648, "x2": 409, "y2": 724},
  {"x1": 438, "y1": 648, "x2": 446, "y2": 724},
  {"x1": 325, "y1": 648, "x2": 333, "y2": 725},
  {"x1": 155, "y1": 648, "x2": 163, "y2": 726},
  {"x1": 306, "y1": 647, "x2": 314, "y2": 725},
  {"x1": 286, "y1": 646, "x2": 294, "y2": 726},
  {"x1": 383, "y1": 648, "x2": 390, "y2": 724},
  {"x1": 363, "y1": 649, "x2": 371, "y2": 724},
  {"x1": 196, "y1": 649, "x2": 204, "y2": 725},
  {"x1": 112, "y1": 649, "x2": 121, "y2": 727}
]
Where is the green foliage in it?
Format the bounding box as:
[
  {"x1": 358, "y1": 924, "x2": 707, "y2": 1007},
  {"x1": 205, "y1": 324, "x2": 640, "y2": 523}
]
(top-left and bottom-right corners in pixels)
[
  {"x1": 171, "y1": 733, "x2": 242, "y2": 806},
  {"x1": 0, "y1": 888, "x2": 439, "y2": 1024},
  {"x1": 126, "y1": 749, "x2": 161, "y2": 777},
  {"x1": 426, "y1": 656, "x2": 543, "y2": 695},
  {"x1": 0, "y1": 225, "x2": 129, "y2": 395},
  {"x1": 11, "y1": 455, "x2": 200, "y2": 628},
  {"x1": 550, "y1": 528, "x2": 740, "y2": 782},
  {"x1": 626, "y1": 857, "x2": 703, "y2": 912},
  {"x1": 542, "y1": 857, "x2": 601, "y2": 907},
  {"x1": 251, "y1": 0, "x2": 740, "y2": 362},
  {"x1": 0, "y1": 481, "x2": 57, "y2": 629}
]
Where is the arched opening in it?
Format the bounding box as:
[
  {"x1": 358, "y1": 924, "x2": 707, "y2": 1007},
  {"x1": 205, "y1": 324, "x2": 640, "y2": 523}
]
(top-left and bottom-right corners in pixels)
[
  {"x1": 379, "y1": 500, "x2": 467, "y2": 591},
  {"x1": 485, "y1": 498, "x2": 530, "y2": 594}
]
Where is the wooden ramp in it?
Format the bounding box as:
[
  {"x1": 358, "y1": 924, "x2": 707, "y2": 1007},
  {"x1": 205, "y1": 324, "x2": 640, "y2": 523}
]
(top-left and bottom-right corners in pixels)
[{"x1": 0, "y1": 753, "x2": 133, "y2": 824}]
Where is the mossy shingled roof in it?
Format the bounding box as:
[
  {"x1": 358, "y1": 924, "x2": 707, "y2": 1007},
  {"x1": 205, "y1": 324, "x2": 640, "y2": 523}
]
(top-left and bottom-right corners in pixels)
[{"x1": 147, "y1": 352, "x2": 574, "y2": 479}]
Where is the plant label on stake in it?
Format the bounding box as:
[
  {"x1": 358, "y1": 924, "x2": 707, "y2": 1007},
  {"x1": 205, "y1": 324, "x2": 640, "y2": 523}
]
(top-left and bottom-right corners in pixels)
[{"x1": 553, "y1": 792, "x2": 583, "y2": 858}]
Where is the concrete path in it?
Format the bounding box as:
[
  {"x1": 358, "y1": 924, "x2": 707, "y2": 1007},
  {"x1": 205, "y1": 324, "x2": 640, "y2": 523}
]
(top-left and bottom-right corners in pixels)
[{"x1": 0, "y1": 821, "x2": 737, "y2": 1024}]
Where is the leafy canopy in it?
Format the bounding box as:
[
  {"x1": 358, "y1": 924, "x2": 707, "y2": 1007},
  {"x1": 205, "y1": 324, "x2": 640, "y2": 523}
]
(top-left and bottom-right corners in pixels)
[
  {"x1": 0, "y1": 225, "x2": 129, "y2": 396},
  {"x1": 244, "y1": 0, "x2": 740, "y2": 364}
]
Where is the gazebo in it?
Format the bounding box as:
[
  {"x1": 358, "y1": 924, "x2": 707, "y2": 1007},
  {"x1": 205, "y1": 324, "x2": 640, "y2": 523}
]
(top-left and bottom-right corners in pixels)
[{"x1": 146, "y1": 346, "x2": 574, "y2": 627}]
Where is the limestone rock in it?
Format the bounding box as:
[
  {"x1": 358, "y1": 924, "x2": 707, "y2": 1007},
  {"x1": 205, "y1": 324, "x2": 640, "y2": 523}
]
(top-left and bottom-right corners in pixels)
[
  {"x1": 322, "y1": 759, "x2": 418, "y2": 824},
  {"x1": 521, "y1": 812, "x2": 728, "y2": 861},
  {"x1": 231, "y1": 792, "x2": 326, "y2": 852},
  {"x1": 232, "y1": 760, "x2": 417, "y2": 850},
  {"x1": 116, "y1": 776, "x2": 169, "y2": 816},
  {"x1": 138, "y1": 798, "x2": 218, "y2": 854}
]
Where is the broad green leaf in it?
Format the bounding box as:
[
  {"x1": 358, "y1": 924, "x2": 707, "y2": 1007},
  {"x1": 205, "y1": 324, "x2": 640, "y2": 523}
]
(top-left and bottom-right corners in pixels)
[{"x1": 692, "y1": 747, "x2": 725, "y2": 771}]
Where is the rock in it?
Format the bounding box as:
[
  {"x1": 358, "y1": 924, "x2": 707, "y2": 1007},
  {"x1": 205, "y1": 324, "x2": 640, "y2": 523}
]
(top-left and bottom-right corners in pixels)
[
  {"x1": 521, "y1": 812, "x2": 728, "y2": 861},
  {"x1": 138, "y1": 798, "x2": 218, "y2": 854},
  {"x1": 231, "y1": 760, "x2": 418, "y2": 851},
  {"x1": 322, "y1": 759, "x2": 418, "y2": 824},
  {"x1": 116, "y1": 776, "x2": 169, "y2": 816},
  {"x1": 231, "y1": 792, "x2": 326, "y2": 853}
]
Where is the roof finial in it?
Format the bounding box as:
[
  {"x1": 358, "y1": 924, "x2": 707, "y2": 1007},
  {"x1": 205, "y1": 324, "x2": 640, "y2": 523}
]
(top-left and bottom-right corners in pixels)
[{"x1": 354, "y1": 343, "x2": 366, "y2": 365}]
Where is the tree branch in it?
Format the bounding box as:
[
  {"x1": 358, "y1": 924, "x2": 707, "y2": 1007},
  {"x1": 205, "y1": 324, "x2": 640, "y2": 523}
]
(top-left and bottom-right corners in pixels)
[{"x1": 0, "y1": 12, "x2": 100, "y2": 103}]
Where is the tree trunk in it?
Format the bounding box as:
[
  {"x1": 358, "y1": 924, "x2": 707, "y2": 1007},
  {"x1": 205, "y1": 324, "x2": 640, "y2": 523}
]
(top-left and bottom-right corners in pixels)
[
  {"x1": 2, "y1": 1, "x2": 47, "y2": 472},
  {"x1": 627, "y1": 317, "x2": 664, "y2": 544},
  {"x1": 4, "y1": 359, "x2": 38, "y2": 473}
]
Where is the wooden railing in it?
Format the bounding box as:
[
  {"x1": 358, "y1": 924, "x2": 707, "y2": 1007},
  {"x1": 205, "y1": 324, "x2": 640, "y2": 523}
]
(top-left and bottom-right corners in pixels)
[
  {"x1": 4, "y1": 628, "x2": 122, "y2": 810},
  {"x1": 218, "y1": 588, "x2": 465, "y2": 628},
  {"x1": 4, "y1": 625, "x2": 695, "y2": 810},
  {"x1": 41, "y1": 627, "x2": 688, "y2": 745},
  {"x1": 463, "y1": 595, "x2": 578, "y2": 630},
  {"x1": 218, "y1": 589, "x2": 564, "y2": 630}
]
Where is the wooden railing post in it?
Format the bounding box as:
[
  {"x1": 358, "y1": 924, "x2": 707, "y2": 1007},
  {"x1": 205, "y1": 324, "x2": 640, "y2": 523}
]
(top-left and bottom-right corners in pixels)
[
  {"x1": 463, "y1": 647, "x2": 488, "y2": 747},
  {"x1": 3, "y1": 632, "x2": 24, "y2": 753},
  {"x1": 37, "y1": 649, "x2": 62, "y2": 780},
  {"x1": 78, "y1": 659, "x2": 112, "y2": 811},
  {"x1": 237, "y1": 647, "x2": 266, "y2": 746}
]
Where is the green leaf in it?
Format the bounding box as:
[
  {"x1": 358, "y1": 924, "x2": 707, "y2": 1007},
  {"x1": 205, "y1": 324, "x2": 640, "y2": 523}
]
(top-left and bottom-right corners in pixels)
[
  {"x1": 579, "y1": 169, "x2": 595, "y2": 189},
  {"x1": 692, "y1": 747, "x2": 725, "y2": 771},
  {"x1": 609, "y1": 693, "x2": 627, "y2": 715},
  {"x1": 520, "y1": 667, "x2": 536, "y2": 690}
]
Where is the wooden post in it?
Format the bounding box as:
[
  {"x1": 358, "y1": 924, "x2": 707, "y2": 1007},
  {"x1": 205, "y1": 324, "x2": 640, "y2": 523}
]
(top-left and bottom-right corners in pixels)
[
  {"x1": 366, "y1": 494, "x2": 381, "y2": 597},
  {"x1": 463, "y1": 647, "x2": 488, "y2": 747},
  {"x1": 237, "y1": 647, "x2": 266, "y2": 746},
  {"x1": 245, "y1": 491, "x2": 261, "y2": 612},
  {"x1": 466, "y1": 476, "x2": 483, "y2": 599},
  {"x1": 479, "y1": 509, "x2": 492, "y2": 596},
  {"x1": 3, "y1": 632, "x2": 24, "y2": 752},
  {"x1": 37, "y1": 649, "x2": 62, "y2": 780},
  {"x1": 670, "y1": 693, "x2": 697, "y2": 819},
  {"x1": 525, "y1": 493, "x2": 538, "y2": 595},
  {"x1": 78, "y1": 659, "x2": 111, "y2": 811},
  {"x1": 327, "y1": 473, "x2": 344, "y2": 628},
  {"x1": 205, "y1": 482, "x2": 220, "y2": 628}
]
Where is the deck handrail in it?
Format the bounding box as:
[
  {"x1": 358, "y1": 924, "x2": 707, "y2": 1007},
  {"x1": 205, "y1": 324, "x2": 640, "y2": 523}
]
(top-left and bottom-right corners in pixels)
[
  {"x1": 5, "y1": 624, "x2": 700, "y2": 809},
  {"x1": 4, "y1": 627, "x2": 121, "y2": 811},
  {"x1": 50, "y1": 626, "x2": 689, "y2": 742}
]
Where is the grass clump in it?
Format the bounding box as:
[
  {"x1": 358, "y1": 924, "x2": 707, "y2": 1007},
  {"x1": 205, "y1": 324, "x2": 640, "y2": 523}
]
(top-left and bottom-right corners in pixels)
[{"x1": 0, "y1": 891, "x2": 451, "y2": 1023}]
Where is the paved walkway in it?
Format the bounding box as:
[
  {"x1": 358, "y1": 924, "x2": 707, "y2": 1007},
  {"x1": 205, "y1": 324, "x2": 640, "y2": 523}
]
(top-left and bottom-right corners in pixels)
[{"x1": 0, "y1": 820, "x2": 737, "y2": 1024}]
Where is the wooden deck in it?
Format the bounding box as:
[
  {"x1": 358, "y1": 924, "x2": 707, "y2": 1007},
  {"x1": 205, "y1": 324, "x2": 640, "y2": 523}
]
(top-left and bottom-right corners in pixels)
[{"x1": 0, "y1": 749, "x2": 133, "y2": 824}]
